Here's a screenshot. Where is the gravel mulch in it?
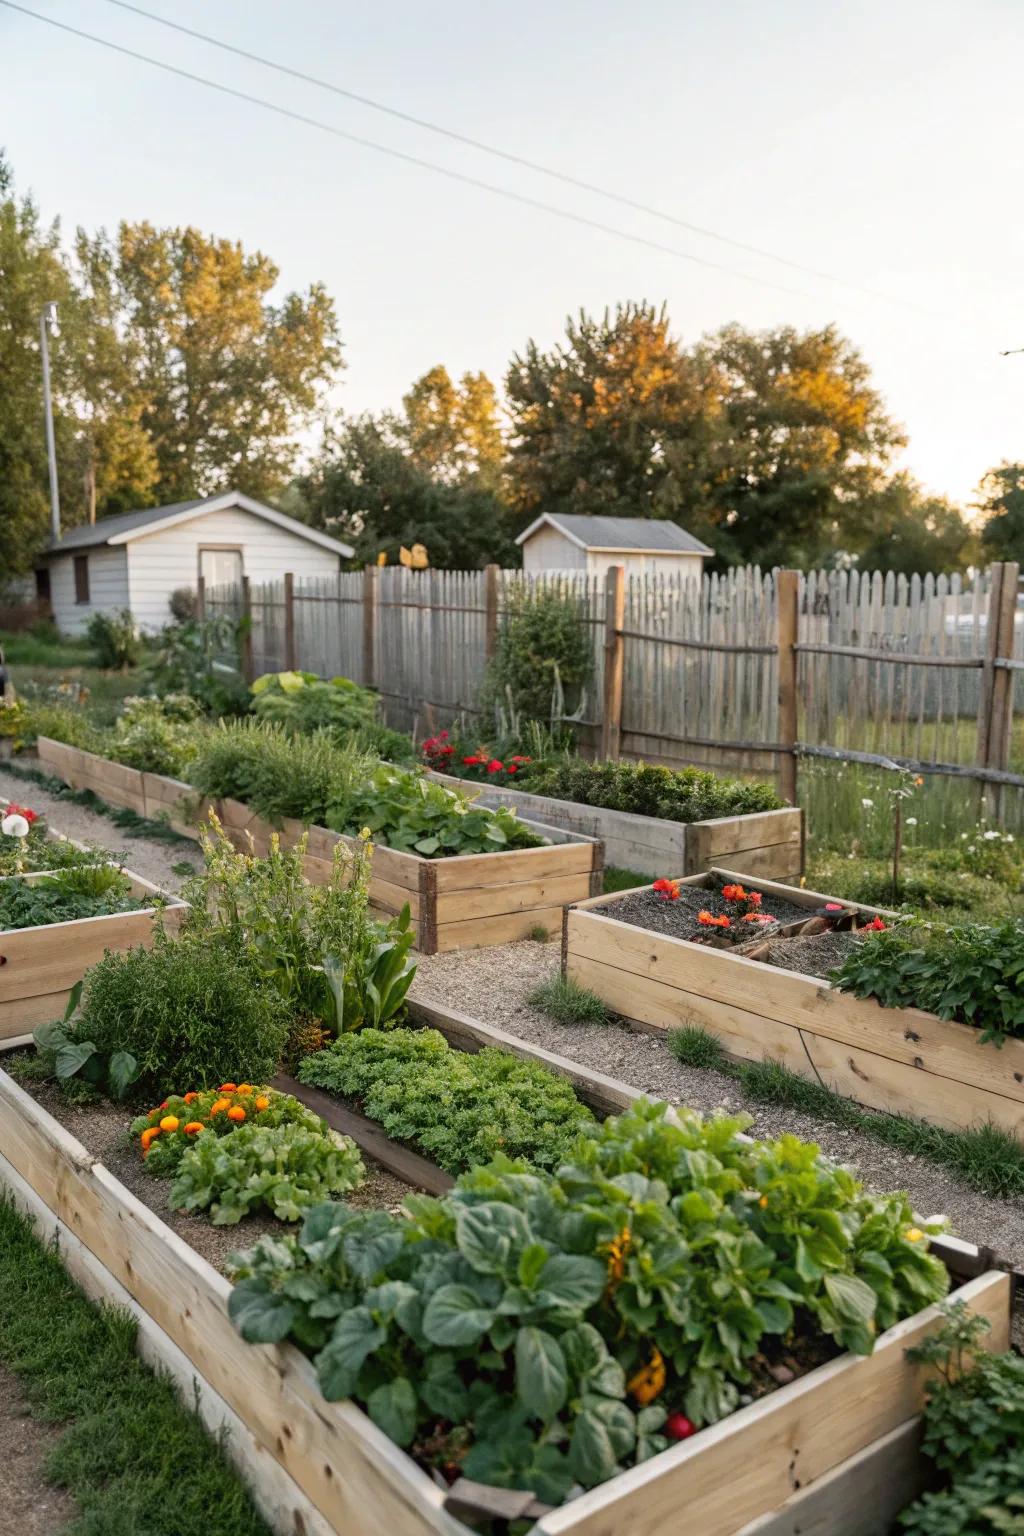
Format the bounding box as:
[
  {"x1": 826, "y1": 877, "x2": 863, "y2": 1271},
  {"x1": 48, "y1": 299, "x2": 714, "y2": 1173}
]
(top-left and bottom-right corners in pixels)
[
  {"x1": 762, "y1": 929, "x2": 862, "y2": 976},
  {"x1": 18, "y1": 1073, "x2": 413, "y2": 1275},
  {"x1": 411, "y1": 939, "x2": 1024, "y2": 1276},
  {"x1": 609, "y1": 880, "x2": 812, "y2": 942},
  {"x1": 0, "y1": 762, "x2": 198, "y2": 896}
]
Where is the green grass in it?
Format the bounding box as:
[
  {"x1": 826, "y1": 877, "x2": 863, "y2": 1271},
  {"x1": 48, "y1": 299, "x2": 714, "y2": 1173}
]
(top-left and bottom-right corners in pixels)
[
  {"x1": 806, "y1": 847, "x2": 1024, "y2": 926},
  {"x1": 0, "y1": 1195, "x2": 269, "y2": 1535},
  {"x1": 0, "y1": 629, "x2": 95, "y2": 668},
  {"x1": 739, "y1": 1057, "x2": 1024, "y2": 1201},
  {"x1": 602, "y1": 865, "x2": 654, "y2": 894},
  {"x1": 667, "y1": 1024, "x2": 728, "y2": 1071},
  {"x1": 1, "y1": 629, "x2": 144, "y2": 727},
  {"x1": 527, "y1": 974, "x2": 611, "y2": 1026}
]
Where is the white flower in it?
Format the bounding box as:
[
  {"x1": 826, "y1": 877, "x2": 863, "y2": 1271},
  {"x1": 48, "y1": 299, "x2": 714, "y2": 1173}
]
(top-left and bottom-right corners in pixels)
[
  {"x1": 861, "y1": 798, "x2": 874, "y2": 809},
  {"x1": 1008, "y1": 834, "x2": 1015, "y2": 843},
  {"x1": 905, "y1": 817, "x2": 917, "y2": 827},
  {"x1": 983, "y1": 830, "x2": 1000, "y2": 840},
  {"x1": 1, "y1": 813, "x2": 29, "y2": 839}
]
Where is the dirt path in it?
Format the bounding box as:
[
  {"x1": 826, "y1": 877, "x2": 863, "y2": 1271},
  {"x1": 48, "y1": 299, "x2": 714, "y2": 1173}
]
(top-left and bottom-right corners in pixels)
[{"x1": 0, "y1": 1363, "x2": 76, "y2": 1535}]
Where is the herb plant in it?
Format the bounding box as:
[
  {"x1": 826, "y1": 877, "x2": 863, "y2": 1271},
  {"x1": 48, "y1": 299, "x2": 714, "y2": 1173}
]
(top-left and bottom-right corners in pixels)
[
  {"x1": 170, "y1": 1120, "x2": 364, "y2": 1225},
  {"x1": 298, "y1": 1027, "x2": 596, "y2": 1172},
  {"x1": 832, "y1": 918, "x2": 1024, "y2": 1046},
  {"x1": 0, "y1": 864, "x2": 142, "y2": 930},
  {"x1": 521, "y1": 757, "x2": 783, "y2": 822},
  {"x1": 229, "y1": 1100, "x2": 948, "y2": 1500}
]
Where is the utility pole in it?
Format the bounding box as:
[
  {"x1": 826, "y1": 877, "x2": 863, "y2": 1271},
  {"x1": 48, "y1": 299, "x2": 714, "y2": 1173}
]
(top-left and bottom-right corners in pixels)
[{"x1": 40, "y1": 302, "x2": 61, "y2": 542}]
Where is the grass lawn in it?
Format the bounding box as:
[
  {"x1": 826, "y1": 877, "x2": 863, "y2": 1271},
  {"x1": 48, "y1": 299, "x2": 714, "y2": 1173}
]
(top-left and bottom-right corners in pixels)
[{"x1": 1, "y1": 630, "x2": 142, "y2": 727}]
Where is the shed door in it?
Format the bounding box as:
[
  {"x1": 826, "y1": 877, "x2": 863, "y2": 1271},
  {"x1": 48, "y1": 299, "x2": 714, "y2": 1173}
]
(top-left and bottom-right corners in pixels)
[{"x1": 198, "y1": 547, "x2": 243, "y2": 589}]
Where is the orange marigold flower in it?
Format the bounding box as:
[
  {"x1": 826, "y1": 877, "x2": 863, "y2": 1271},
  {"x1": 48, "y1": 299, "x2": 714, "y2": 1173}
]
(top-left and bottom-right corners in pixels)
[
  {"x1": 140, "y1": 1127, "x2": 160, "y2": 1151},
  {"x1": 183, "y1": 1092, "x2": 198, "y2": 1104},
  {"x1": 759, "y1": 1195, "x2": 769, "y2": 1209},
  {"x1": 236, "y1": 1084, "x2": 254, "y2": 1095},
  {"x1": 210, "y1": 1098, "x2": 231, "y2": 1116},
  {"x1": 227, "y1": 1106, "x2": 246, "y2": 1122},
  {"x1": 159, "y1": 1115, "x2": 180, "y2": 1133},
  {"x1": 254, "y1": 1096, "x2": 270, "y2": 1111},
  {"x1": 219, "y1": 1083, "x2": 238, "y2": 1093},
  {"x1": 627, "y1": 1347, "x2": 666, "y2": 1406},
  {"x1": 183, "y1": 1121, "x2": 204, "y2": 1135}
]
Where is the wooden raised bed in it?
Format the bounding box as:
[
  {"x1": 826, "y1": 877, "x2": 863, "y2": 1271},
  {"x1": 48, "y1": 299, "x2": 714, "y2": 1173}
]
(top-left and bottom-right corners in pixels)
[
  {"x1": 563, "y1": 869, "x2": 1024, "y2": 1140},
  {"x1": 428, "y1": 768, "x2": 805, "y2": 879},
  {"x1": 36, "y1": 740, "x2": 602, "y2": 954},
  {"x1": 0, "y1": 865, "x2": 184, "y2": 1041},
  {"x1": 0, "y1": 1038, "x2": 1011, "y2": 1536}
]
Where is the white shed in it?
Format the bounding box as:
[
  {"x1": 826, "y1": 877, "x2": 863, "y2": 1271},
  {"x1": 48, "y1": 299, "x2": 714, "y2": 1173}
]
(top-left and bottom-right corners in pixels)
[
  {"x1": 39, "y1": 491, "x2": 353, "y2": 636},
  {"x1": 515, "y1": 513, "x2": 713, "y2": 580}
]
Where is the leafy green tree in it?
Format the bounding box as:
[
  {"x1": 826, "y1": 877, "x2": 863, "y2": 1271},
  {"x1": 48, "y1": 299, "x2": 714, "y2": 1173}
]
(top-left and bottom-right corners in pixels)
[
  {"x1": 977, "y1": 464, "x2": 1024, "y2": 562},
  {"x1": 505, "y1": 302, "x2": 701, "y2": 525},
  {"x1": 297, "y1": 414, "x2": 517, "y2": 568},
  {"x1": 108, "y1": 222, "x2": 343, "y2": 502},
  {"x1": 402, "y1": 365, "x2": 504, "y2": 491},
  {"x1": 855, "y1": 474, "x2": 977, "y2": 575}
]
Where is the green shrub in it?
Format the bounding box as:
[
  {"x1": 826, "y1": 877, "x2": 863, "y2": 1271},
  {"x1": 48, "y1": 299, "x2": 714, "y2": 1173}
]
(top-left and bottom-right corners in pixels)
[
  {"x1": 523, "y1": 758, "x2": 783, "y2": 823},
  {"x1": 143, "y1": 616, "x2": 250, "y2": 716},
  {"x1": 831, "y1": 918, "x2": 1024, "y2": 1047},
  {"x1": 17, "y1": 698, "x2": 104, "y2": 752},
  {"x1": 170, "y1": 1120, "x2": 364, "y2": 1225},
  {"x1": 230, "y1": 1100, "x2": 948, "y2": 1500},
  {"x1": 250, "y1": 671, "x2": 379, "y2": 735},
  {"x1": 86, "y1": 608, "x2": 141, "y2": 669},
  {"x1": 898, "y1": 1454, "x2": 1024, "y2": 1534},
  {"x1": 482, "y1": 584, "x2": 593, "y2": 725},
  {"x1": 38, "y1": 934, "x2": 291, "y2": 1099},
  {"x1": 108, "y1": 695, "x2": 205, "y2": 776},
  {"x1": 298, "y1": 1026, "x2": 596, "y2": 1172}
]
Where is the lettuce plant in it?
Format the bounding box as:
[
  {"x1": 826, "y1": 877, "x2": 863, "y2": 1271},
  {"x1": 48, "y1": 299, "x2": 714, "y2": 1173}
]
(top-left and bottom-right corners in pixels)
[{"x1": 171, "y1": 1120, "x2": 364, "y2": 1225}]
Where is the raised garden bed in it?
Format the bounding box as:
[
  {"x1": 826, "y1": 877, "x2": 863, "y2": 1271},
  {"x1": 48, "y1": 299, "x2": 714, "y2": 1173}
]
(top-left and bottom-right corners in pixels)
[
  {"x1": 0, "y1": 864, "x2": 184, "y2": 1041},
  {"x1": 562, "y1": 869, "x2": 1024, "y2": 1140},
  {"x1": 427, "y1": 768, "x2": 805, "y2": 880},
  {"x1": 0, "y1": 1023, "x2": 1011, "y2": 1536},
  {"x1": 36, "y1": 739, "x2": 602, "y2": 954}
]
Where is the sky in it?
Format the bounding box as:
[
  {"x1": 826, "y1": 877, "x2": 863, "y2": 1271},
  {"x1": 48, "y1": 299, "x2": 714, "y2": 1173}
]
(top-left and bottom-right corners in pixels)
[{"x1": 4, "y1": 0, "x2": 1024, "y2": 510}]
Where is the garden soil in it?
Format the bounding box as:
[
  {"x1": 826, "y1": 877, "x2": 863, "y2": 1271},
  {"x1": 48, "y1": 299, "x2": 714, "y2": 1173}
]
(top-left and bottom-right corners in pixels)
[{"x1": 0, "y1": 1365, "x2": 77, "y2": 1536}]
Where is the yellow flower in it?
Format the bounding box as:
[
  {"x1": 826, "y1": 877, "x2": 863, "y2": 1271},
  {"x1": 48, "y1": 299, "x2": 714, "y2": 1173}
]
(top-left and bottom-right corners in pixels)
[
  {"x1": 905, "y1": 1227, "x2": 923, "y2": 1243},
  {"x1": 254, "y1": 1096, "x2": 270, "y2": 1111},
  {"x1": 758, "y1": 1196, "x2": 769, "y2": 1209},
  {"x1": 627, "y1": 1348, "x2": 666, "y2": 1406},
  {"x1": 159, "y1": 1115, "x2": 180, "y2": 1133}
]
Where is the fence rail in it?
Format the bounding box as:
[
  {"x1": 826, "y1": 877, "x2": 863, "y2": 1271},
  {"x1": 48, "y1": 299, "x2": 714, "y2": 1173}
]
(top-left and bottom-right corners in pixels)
[{"x1": 199, "y1": 559, "x2": 1024, "y2": 814}]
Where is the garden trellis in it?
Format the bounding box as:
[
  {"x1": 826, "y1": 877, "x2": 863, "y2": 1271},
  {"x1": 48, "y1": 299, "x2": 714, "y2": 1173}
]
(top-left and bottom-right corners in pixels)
[{"x1": 201, "y1": 559, "x2": 1024, "y2": 818}]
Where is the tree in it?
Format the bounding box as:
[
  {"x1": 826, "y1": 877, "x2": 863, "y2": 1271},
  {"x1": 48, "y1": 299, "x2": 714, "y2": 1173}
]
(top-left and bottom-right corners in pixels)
[
  {"x1": 297, "y1": 414, "x2": 517, "y2": 569},
  {"x1": 977, "y1": 464, "x2": 1024, "y2": 562},
  {"x1": 504, "y1": 302, "x2": 702, "y2": 524},
  {"x1": 0, "y1": 155, "x2": 74, "y2": 580},
  {"x1": 855, "y1": 474, "x2": 978, "y2": 575},
  {"x1": 402, "y1": 365, "x2": 504, "y2": 490},
  {"x1": 679, "y1": 323, "x2": 907, "y2": 568},
  {"x1": 109, "y1": 223, "x2": 343, "y2": 502}
]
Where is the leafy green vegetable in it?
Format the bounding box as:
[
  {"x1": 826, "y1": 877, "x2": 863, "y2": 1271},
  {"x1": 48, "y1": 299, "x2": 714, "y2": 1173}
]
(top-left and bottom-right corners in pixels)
[
  {"x1": 521, "y1": 757, "x2": 783, "y2": 823},
  {"x1": 170, "y1": 1120, "x2": 364, "y2": 1225},
  {"x1": 0, "y1": 864, "x2": 143, "y2": 931}
]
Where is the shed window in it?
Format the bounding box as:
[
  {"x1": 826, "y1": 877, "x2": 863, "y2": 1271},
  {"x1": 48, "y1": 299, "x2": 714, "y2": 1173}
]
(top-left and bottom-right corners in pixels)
[{"x1": 74, "y1": 555, "x2": 90, "y2": 605}]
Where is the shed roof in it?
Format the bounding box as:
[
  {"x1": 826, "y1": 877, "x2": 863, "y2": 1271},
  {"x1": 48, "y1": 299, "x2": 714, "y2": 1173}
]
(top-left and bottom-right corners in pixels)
[
  {"x1": 515, "y1": 512, "x2": 713, "y2": 556},
  {"x1": 45, "y1": 490, "x2": 354, "y2": 558}
]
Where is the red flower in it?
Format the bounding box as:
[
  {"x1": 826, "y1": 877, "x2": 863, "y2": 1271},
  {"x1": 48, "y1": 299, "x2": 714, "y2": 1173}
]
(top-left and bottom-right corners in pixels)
[
  {"x1": 486, "y1": 759, "x2": 504, "y2": 774},
  {"x1": 747, "y1": 890, "x2": 762, "y2": 906},
  {"x1": 697, "y1": 910, "x2": 731, "y2": 928},
  {"x1": 741, "y1": 911, "x2": 774, "y2": 923},
  {"x1": 825, "y1": 902, "x2": 844, "y2": 912},
  {"x1": 508, "y1": 763, "x2": 518, "y2": 774},
  {"x1": 462, "y1": 755, "x2": 484, "y2": 766},
  {"x1": 721, "y1": 883, "x2": 746, "y2": 902},
  {"x1": 865, "y1": 916, "x2": 886, "y2": 931},
  {"x1": 652, "y1": 877, "x2": 681, "y2": 901},
  {"x1": 5, "y1": 804, "x2": 38, "y2": 824}
]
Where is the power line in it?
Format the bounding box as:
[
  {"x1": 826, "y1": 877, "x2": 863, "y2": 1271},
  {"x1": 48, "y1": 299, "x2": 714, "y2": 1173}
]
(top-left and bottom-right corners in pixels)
[
  {"x1": 100, "y1": 0, "x2": 924, "y2": 315},
  {"x1": 3, "y1": 0, "x2": 885, "y2": 309}
]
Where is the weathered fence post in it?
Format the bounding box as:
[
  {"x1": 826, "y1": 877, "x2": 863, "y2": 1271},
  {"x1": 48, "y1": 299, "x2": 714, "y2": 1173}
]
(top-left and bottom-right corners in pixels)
[
  {"x1": 982, "y1": 561, "x2": 1020, "y2": 816},
  {"x1": 362, "y1": 565, "x2": 378, "y2": 690},
  {"x1": 776, "y1": 569, "x2": 799, "y2": 804},
  {"x1": 283, "y1": 572, "x2": 296, "y2": 671},
  {"x1": 976, "y1": 562, "x2": 1006, "y2": 772},
  {"x1": 484, "y1": 564, "x2": 500, "y2": 660},
  {"x1": 601, "y1": 565, "x2": 626, "y2": 761},
  {"x1": 195, "y1": 575, "x2": 206, "y2": 622},
  {"x1": 240, "y1": 575, "x2": 254, "y2": 684}
]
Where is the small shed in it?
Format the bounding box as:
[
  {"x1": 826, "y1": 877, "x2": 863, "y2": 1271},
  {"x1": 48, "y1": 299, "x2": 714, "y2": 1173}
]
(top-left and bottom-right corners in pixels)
[
  {"x1": 515, "y1": 513, "x2": 713, "y2": 579},
  {"x1": 38, "y1": 490, "x2": 353, "y2": 636}
]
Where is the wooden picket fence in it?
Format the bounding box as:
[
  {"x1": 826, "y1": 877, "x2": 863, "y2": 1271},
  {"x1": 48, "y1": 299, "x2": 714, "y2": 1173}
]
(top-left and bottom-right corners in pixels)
[{"x1": 201, "y1": 560, "x2": 1024, "y2": 810}]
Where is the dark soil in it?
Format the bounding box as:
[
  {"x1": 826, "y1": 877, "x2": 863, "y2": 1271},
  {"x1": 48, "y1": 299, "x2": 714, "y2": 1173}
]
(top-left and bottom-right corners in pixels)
[
  {"x1": 17, "y1": 1071, "x2": 415, "y2": 1276},
  {"x1": 607, "y1": 879, "x2": 814, "y2": 943},
  {"x1": 762, "y1": 929, "x2": 864, "y2": 979}
]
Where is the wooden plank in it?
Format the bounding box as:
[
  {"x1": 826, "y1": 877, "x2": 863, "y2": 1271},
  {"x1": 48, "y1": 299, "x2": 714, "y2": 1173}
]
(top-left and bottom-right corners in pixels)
[
  {"x1": 434, "y1": 842, "x2": 595, "y2": 893},
  {"x1": 407, "y1": 998, "x2": 647, "y2": 1118},
  {"x1": 0, "y1": 1147, "x2": 338, "y2": 1536},
  {"x1": 692, "y1": 807, "x2": 803, "y2": 860},
  {"x1": 734, "y1": 1419, "x2": 925, "y2": 1536},
  {"x1": 273, "y1": 1074, "x2": 452, "y2": 1196},
  {"x1": 565, "y1": 910, "x2": 1024, "y2": 1108},
  {"x1": 435, "y1": 871, "x2": 593, "y2": 924},
  {"x1": 697, "y1": 841, "x2": 803, "y2": 881},
  {"x1": 537, "y1": 1272, "x2": 1011, "y2": 1536},
  {"x1": 0, "y1": 1071, "x2": 466, "y2": 1536},
  {"x1": 433, "y1": 905, "x2": 566, "y2": 952},
  {"x1": 0, "y1": 906, "x2": 175, "y2": 1004},
  {"x1": 710, "y1": 868, "x2": 898, "y2": 919},
  {"x1": 0, "y1": 991, "x2": 77, "y2": 1036}
]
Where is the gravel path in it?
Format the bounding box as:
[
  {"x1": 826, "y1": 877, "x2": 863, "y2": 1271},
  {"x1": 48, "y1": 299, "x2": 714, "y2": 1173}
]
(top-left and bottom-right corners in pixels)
[
  {"x1": 0, "y1": 763, "x2": 197, "y2": 895},
  {"x1": 411, "y1": 939, "x2": 1024, "y2": 1271}
]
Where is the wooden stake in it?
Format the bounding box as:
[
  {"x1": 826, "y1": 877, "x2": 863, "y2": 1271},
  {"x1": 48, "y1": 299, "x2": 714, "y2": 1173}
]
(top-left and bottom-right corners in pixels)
[
  {"x1": 240, "y1": 575, "x2": 254, "y2": 684},
  {"x1": 283, "y1": 571, "x2": 296, "y2": 671},
  {"x1": 601, "y1": 565, "x2": 626, "y2": 761},
  {"x1": 985, "y1": 560, "x2": 1019, "y2": 818},
  {"x1": 776, "y1": 569, "x2": 799, "y2": 804}
]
